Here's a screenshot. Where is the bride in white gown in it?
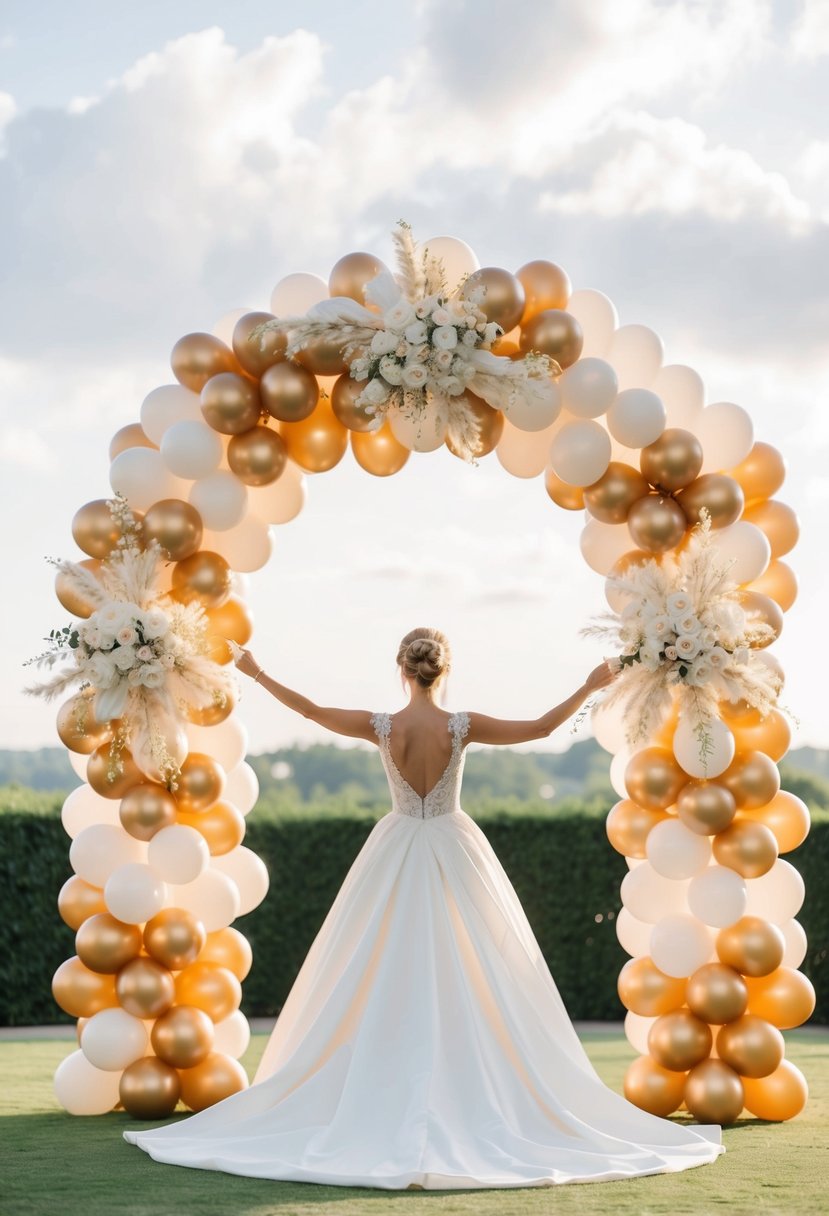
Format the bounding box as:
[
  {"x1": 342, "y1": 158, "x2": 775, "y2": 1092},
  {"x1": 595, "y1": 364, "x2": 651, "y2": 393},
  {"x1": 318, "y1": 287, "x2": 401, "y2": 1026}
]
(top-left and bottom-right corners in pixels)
[{"x1": 124, "y1": 626, "x2": 725, "y2": 1189}]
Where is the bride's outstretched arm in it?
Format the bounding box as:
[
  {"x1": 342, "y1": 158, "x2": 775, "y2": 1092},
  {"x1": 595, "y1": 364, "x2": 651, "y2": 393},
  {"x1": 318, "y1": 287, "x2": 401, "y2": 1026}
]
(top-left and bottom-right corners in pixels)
[
  {"x1": 466, "y1": 660, "x2": 620, "y2": 746},
  {"x1": 231, "y1": 647, "x2": 376, "y2": 742}
]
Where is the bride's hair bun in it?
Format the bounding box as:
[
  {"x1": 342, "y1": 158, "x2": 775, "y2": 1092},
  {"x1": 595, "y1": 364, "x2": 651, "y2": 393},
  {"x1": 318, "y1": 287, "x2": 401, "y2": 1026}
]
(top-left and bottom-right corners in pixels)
[{"x1": 396, "y1": 628, "x2": 451, "y2": 688}]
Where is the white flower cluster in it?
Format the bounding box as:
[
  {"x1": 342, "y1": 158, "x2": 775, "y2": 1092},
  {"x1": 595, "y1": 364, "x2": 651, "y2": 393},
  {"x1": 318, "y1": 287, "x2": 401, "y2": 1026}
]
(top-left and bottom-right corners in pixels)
[
  {"x1": 619, "y1": 590, "x2": 749, "y2": 688},
  {"x1": 75, "y1": 602, "x2": 184, "y2": 708}
]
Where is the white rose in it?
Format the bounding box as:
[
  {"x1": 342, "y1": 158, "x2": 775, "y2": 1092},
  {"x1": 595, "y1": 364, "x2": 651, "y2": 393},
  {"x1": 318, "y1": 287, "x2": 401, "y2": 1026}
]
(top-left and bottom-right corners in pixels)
[
  {"x1": 462, "y1": 329, "x2": 478, "y2": 347},
  {"x1": 87, "y1": 652, "x2": 118, "y2": 687},
  {"x1": 404, "y1": 320, "x2": 428, "y2": 345},
  {"x1": 141, "y1": 609, "x2": 170, "y2": 640},
  {"x1": 116, "y1": 626, "x2": 137, "y2": 646},
  {"x1": 666, "y1": 592, "x2": 691, "y2": 617},
  {"x1": 360, "y1": 378, "x2": 391, "y2": 405},
  {"x1": 483, "y1": 322, "x2": 500, "y2": 345},
  {"x1": 385, "y1": 301, "x2": 417, "y2": 330},
  {"x1": 370, "y1": 329, "x2": 399, "y2": 356},
  {"x1": 133, "y1": 661, "x2": 165, "y2": 688},
  {"x1": 686, "y1": 660, "x2": 712, "y2": 687},
  {"x1": 431, "y1": 306, "x2": 451, "y2": 326},
  {"x1": 402, "y1": 364, "x2": 429, "y2": 388},
  {"x1": 649, "y1": 616, "x2": 674, "y2": 640},
  {"x1": 706, "y1": 646, "x2": 730, "y2": 670},
  {"x1": 674, "y1": 613, "x2": 702, "y2": 635},
  {"x1": 136, "y1": 644, "x2": 154, "y2": 662},
  {"x1": 664, "y1": 645, "x2": 678, "y2": 661},
  {"x1": 159, "y1": 652, "x2": 176, "y2": 670},
  {"x1": 83, "y1": 626, "x2": 103, "y2": 649},
  {"x1": 395, "y1": 340, "x2": 411, "y2": 359},
  {"x1": 379, "y1": 356, "x2": 403, "y2": 385},
  {"x1": 638, "y1": 644, "x2": 662, "y2": 672},
  {"x1": 432, "y1": 325, "x2": 458, "y2": 351},
  {"x1": 113, "y1": 647, "x2": 137, "y2": 671},
  {"x1": 433, "y1": 349, "x2": 454, "y2": 370},
  {"x1": 675, "y1": 634, "x2": 701, "y2": 661}
]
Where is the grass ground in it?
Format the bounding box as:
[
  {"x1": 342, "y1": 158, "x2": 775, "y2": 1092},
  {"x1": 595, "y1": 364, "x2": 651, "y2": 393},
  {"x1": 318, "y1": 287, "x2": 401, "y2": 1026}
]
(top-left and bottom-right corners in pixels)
[{"x1": 1, "y1": 1029, "x2": 826, "y2": 1216}]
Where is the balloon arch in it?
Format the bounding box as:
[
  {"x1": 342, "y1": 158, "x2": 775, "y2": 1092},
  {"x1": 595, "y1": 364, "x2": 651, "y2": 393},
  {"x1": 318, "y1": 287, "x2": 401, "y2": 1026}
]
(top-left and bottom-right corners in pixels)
[{"x1": 45, "y1": 231, "x2": 811, "y2": 1126}]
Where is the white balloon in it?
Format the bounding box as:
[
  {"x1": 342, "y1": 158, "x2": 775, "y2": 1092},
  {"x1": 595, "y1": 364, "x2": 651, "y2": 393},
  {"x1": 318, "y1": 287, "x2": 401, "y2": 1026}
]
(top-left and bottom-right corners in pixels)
[
  {"x1": 270, "y1": 272, "x2": 328, "y2": 316},
  {"x1": 170, "y1": 868, "x2": 240, "y2": 933},
  {"x1": 709, "y1": 521, "x2": 771, "y2": 584},
  {"x1": 61, "y1": 784, "x2": 120, "y2": 838},
  {"x1": 503, "y1": 381, "x2": 562, "y2": 432},
  {"x1": 698, "y1": 402, "x2": 754, "y2": 473},
  {"x1": 248, "y1": 462, "x2": 307, "y2": 525},
  {"x1": 624, "y1": 1010, "x2": 657, "y2": 1055},
  {"x1": 650, "y1": 914, "x2": 714, "y2": 978},
  {"x1": 224, "y1": 762, "x2": 259, "y2": 815},
  {"x1": 496, "y1": 417, "x2": 558, "y2": 478},
  {"x1": 615, "y1": 907, "x2": 653, "y2": 957},
  {"x1": 651, "y1": 365, "x2": 705, "y2": 431},
  {"x1": 213, "y1": 1010, "x2": 251, "y2": 1059},
  {"x1": 148, "y1": 825, "x2": 210, "y2": 885},
  {"x1": 104, "y1": 862, "x2": 167, "y2": 923},
  {"x1": 54, "y1": 1050, "x2": 121, "y2": 1115},
  {"x1": 161, "y1": 419, "x2": 223, "y2": 480},
  {"x1": 610, "y1": 748, "x2": 634, "y2": 799},
  {"x1": 189, "y1": 471, "x2": 248, "y2": 531},
  {"x1": 202, "y1": 515, "x2": 274, "y2": 572},
  {"x1": 780, "y1": 918, "x2": 808, "y2": 968},
  {"x1": 606, "y1": 388, "x2": 667, "y2": 449},
  {"x1": 388, "y1": 399, "x2": 447, "y2": 452},
  {"x1": 687, "y1": 866, "x2": 747, "y2": 928},
  {"x1": 140, "y1": 384, "x2": 202, "y2": 445},
  {"x1": 110, "y1": 448, "x2": 188, "y2": 512},
  {"x1": 608, "y1": 324, "x2": 664, "y2": 390},
  {"x1": 566, "y1": 289, "x2": 618, "y2": 357},
  {"x1": 621, "y1": 862, "x2": 689, "y2": 923},
  {"x1": 70, "y1": 824, "x2": 145, "y2": 887},
  {"x1": 69, "y1": 750, "x2": 90, "y2": 781},
  {"x1": 647, "y1": 820, "x2": 711, "y2": 879},
  {"x1": 559, "y1": 357, "x2": 618, "y2": 419},
  {"x1": 421, "y1": 235, "x2": 479, "y2": 291},
  {"x1": 81, "y1": 1008, "x2": 149, "y2": 1071},
  {"x1": 211, "y1": 847, "x2": 270, "y2": 916},
  {"x1": 591, "y1": 700, "x2": 629, "y2": 753},
  {"x1": 673, "y1": 715, "x2": 735, "y2": 779},
  {"x1": 213, "y1": 308, "x2": 250, "y2": 346},
  {"x1": 549, "y1": 419, "x2": 611, "y2": 486},
  {"x1": 186, "y1": 717, "x2": 248, "y2": 772},
  {"x1": 743, "y1": 860, "x2": 805, "y2": 924},
  {"x1": 580, "y1": 518, "x2": 635, "y2": 576}
]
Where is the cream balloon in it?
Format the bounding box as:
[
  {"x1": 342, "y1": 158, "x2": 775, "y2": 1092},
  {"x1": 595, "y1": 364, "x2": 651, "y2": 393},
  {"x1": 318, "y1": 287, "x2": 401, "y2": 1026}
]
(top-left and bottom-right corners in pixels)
[
  {"x1": 210, "y1": 847, "x2": 270, "y2": 916},
  {"x1": 709, "y1": 522, "x2": 772, "y2": 584},
  {"x1": 646, "y1": 820, "x2": 712, "y2": 880},
  {"x1": 615, "y1": 906, "x2": 654, "y2": 957},
  {"x1": 54, "y1": 1050, "x2": 122, "y2": 1115},
  {"x1": 549, "y1": 419, "x2": 611, "y2": 486},
  {"x1": 212, "y1": 1010, "x2": 251, "y2": 1059},
  {"x1": 388, "y1": 399, "x2": 448, "y2": 452},
  {"x1": 160, "y1": 419, "x2": 223, "y2": 480},
  {"x1": 61, "y1": 784, "x2": 120, "y2": 838},
  {"x1": 189, "y1": 472, "x2": 248, "y2": 531},
  {"x1": 780, "y1": 919, "x2": 808, "y2": 968},
  {"x1": 606, "y1": 389, "x2": 667, "y2": 449},
  {"x1": 270, "y1": 272, "x2": 328, "y2": 316},
  {"x1": 81, "y1": 1008, "x2": 149, "y2": 1071},
  {"x1": 566, "y1": 289, "x2": 618, "y2": 357},
  {"x1": 743, "y1": 860, "x2": 805, "y2": 925},
  {"x1": 698, "y1": 403, "x2": 754, "y2": 473},
  {"x1": 202, "y1": 515, "x2": 274, "y2": 573},
  {"x1": 624, "y1": 1011, "x2": 658, "y2": 1055},
  {"x1": 140, "y1": 384, "x2": 203, "y2": 445},
  {"x1": 223, "y1": 762, "x2": 260, "y2": 815},
  {"x1": 148, "y1": 825, "x2": 210, "y2": 885},
  {"x1": 610, "y1": 748, "x2": 635, "y2": 799},
  {"x1": 651, "y1": 365, "x2": 705, "y2": 430},
  {"x1": 496, "y1": 418, "x2": 559, "y2": 478},
  {"x1": 104, "y1": 862, "x2": 167, "y2": 924},
  {"x1": 109, "y1": 449, "x2": 187, "y2": 512},
  {"x1": 186, "y1": 717, "x2": 248, "y2": 772},
  {"x1": 673, "y1": 715, "x2": 735, "y2": 779},
  {"x1": 650, "y1": 914, "x2": 715, "y2": 978},
  {"x1": 620, "y1": 863, "x2": 689, "y2": 923},
  {"x1": 579, "y1": 518, "x2": 636, "y2": 575},
  {"x1": 69, "y1": 750, "x2": 91, "y2": 781},
  {"x1": 212, "y1": 308, "x2": 250, "y2": 346},
  {"x1": 248, "y1": 462, "x2": 307, "y2": 525},
  {"x1": 688, "y1": 866, "x2": 748, "y2": 928},
  {"x1": 422, "y1": 235, "x2": 480, "y2": 291},
  {"x1": 70, "y1": 824, "x2": 146, "y2": 887},
  {"x1": 591, "y1": 698, "x2": 629, "y2": 753},
  {"x1": 503, "y1": 380, "x2": 562, "y2": 431},
  {"x1": 559, "y1": 357, "x2": 617, "y2": 419},
  {"x1": 607, "y1": 324, "x2": 664, "y2": 390},
  {"x1": 170, "y1": 868, "x2": 241, "y2": 933}
]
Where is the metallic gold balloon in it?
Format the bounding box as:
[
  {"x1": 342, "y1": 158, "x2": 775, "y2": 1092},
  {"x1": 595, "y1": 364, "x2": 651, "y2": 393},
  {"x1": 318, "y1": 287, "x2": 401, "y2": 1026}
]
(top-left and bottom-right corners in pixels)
[
  {"x1": 119, "y1": 1056, "x2": 181, "y2": 1119},
  {"x1": 141, "y1": 499, "x2": 203, "y2": 562},
  {"x1": 741, "y1": 1059, "x2": 807, "y2": 1121},
  {"x1": 738, "y1": 591, "x2": 784, "y2": 651},
  {"x1": 52, "y1": 956, "x2": 117, "y2": 1018},
  {"x1": 741, "y1": 790, "x2": 810, "y2": 854},
  {"x1": 198, "y1": 928, "x2": 252, "y2": 981},
  {"x1": 55, "y1": 557, "x2": 103, "y2": 618},
  {"x1": 583, "y1": 462, "x2": 649, "y2": 524},
  {"x1": 445, "y1": 391, "x2": 504, "y2": 459},
  {"x1": 174, "y1": 963, "x2": 242, "y2": 1022},
  {"x1": 745, "y1": 967, "x2": 816, "y2": 1031},
  {"x1": 544, "y1": 468, "x2": 585, "y2": 510},
  {"x1": 627, "y1": 494, "x2": 687, "y2": 554},
  {"x1": 178, "y1": 1051, "x2": 249, "y2": 1112},
  {"x1": 717, "y1": 1014, "x2": 784, "y2": 1078},
  {"x1": 227, "y1": 424, "x2": 287, "y2": 486},
  {"x1": 717, "y1": 916, "x2": 785, "y2": 978},
  {"x1": 175, "y1": 753, "x2": 226, "y2": 813},
  {"x1": 109, "y1": 423, "x2": 157, "y2": 460},
  {"x1": 200, "y1": 372, "x2": 261, "y2": 435},
  {"x1": 730, "y1": 708, "x2": 790, "y2": 762},
  {"x1": 186, "y1": 684, "x2": 237, "y2": 727},
  {"x1": 76, "y1": 913, "x2": 143, "y2": 974},
  {"x1": 519, "y1": 308, "x2": 583, "y2": 369},
  {"x1": 743, "y1": 499, "x2": 799, "y2": 558},
  {"x1": 151, "y1": 1005, "x2": 215, "y2": 1069},
  {"x1": 171, "y1": 551, "x2": 232, "y2": 608},
  {"x1": 491, "y1": 337, "x2": 520, "y2": 357},
  {"x1": 640, "y1": 428, "x2": 704, "y2": 492},
  {"x1": 86, "y1": 743, "x2": 143, "y2": 799},
  {"x1": 119, "y1": 782, "x2": 178, "y2": 841},
  {"x1": 351, "y1": 422, "x2": 410, "y2": 476},
  {"x1": 330, "y1": 374, "x2": 381, "y2": 432},
  {"x1": 260, "y1": 361, "x2": 319, "y2": 423},
  {"x1": 718, "y1": 697, "x2": 762, "y2": 727},
  {"x1": 720, "y1": 750, "x2": 780, "y2": 810},
  {"x1": 648, "y1": 1010, "x2": 712, "y2": 1071},
  {"x1": 329, "y1": 251, "x2": 387, "y2": 304},
  {"x1": 685, "y1": 962, "x2": 748, "y2": 1025},
  {"x1": 617, "y1": 958, "x2": 687, "y2": 1017},
  {"x1": 172, "y1": 332, "x2": 239, "y2": 392},
  {"x1": 232, "y1": 311, "x2": 286, "y2": 377},
  {"x1": 677, "y1": 474, "x2": 744, "y2": 529},
  {"x1": 295, "y1": 334, "x2": 350, "y2": 377},
  {"x1": 684, "y1": 1059, "x2": 745, "y2": 1124},
  {"x1": 605, "y1": 799, "x2": 667, "y2": 858},
  {"x1": 515, "y1": 260, "x2": 571, "y2": 322},
  {"x1": 463, "y1": 267, "x2": 526, "y2": 332},
  {"x1": 56, "y1": 689, "x2": 112, "y2": 755},
  {"x1": 58, "y1": 875, "x2": 108, "y2": 930},
  {"x1": 116, "y1": 956, "x2": 176, "y2": 1019},
  {"x1": 144, "y1": 908, "x2": 207, "y2": 971},
  {"x1": 747, "y1": 560, "x2": 798, "y2": 612},
  {"x1": 624, "y1": 1055, "x2": 687, "y2": 1118},
  {"x1": 178, "y1": 801, "x2": 246, "y2": 856},
  {"x1": 713, "y1": 819, "x2": 779, "y2": 879},
  {"x1": 72, "y1": 499, "x2": 124, "y2": 558},
  {"x1": 677, "y1": 780, "x2": 737, "y2": 836},
  {"x1": 625, "y1": 747, "x2": 687, "y2": 811},
  {"x1": 279, "y1": 395, "x2": 349, "y2": 472},
  {"x1": 729, "y1": 442, "x2": 786, "y2": 505},
  {"x1": 204, "y1": 596, "x2": 254, "y2": 652}
]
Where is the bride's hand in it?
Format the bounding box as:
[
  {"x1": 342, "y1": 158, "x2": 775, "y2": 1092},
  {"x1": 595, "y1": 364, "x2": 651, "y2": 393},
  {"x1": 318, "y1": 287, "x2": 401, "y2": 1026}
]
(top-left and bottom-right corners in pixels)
[
  {"x1": 232, "y1": 645, "x2": 263, "y2": 679},
  {"x1": 583, "y1": 658, "x2": 621, "y2": 693}
]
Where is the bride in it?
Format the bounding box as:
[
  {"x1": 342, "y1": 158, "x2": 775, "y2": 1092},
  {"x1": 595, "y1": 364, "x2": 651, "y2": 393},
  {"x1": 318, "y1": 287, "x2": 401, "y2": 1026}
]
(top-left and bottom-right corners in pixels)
[{"x1": 124, "y1": 626, "x2": 725, "y2": 1189}]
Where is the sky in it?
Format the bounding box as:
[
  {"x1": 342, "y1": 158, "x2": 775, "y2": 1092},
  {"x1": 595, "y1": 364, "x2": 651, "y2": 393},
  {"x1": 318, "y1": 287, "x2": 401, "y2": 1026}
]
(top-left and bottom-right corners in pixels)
[{"x1": 1, "y1": 0, "x2": 828, "y2": 756}]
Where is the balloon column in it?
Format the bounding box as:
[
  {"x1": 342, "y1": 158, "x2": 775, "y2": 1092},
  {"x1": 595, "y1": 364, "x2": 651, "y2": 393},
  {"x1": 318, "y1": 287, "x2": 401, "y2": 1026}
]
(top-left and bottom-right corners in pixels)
[{"x1": 44, "y1": 229, "x2": 806, "y2": 1123}]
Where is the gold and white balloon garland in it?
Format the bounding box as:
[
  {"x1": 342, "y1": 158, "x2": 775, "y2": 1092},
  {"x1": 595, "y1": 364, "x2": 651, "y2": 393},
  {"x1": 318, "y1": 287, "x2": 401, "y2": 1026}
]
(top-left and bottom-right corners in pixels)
[{"x1": 48, "y1": 230, "x2": 809, "y2": 1124}]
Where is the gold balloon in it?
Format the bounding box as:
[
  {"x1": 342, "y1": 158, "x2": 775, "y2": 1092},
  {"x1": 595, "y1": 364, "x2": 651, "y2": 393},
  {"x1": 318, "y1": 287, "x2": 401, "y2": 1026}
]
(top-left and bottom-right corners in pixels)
[
  {"x1": 677, "y1": 780, "x2": 737, "y2": 836},
  {"x1": 729, "y1": 441, "x2": 786, "y2": 505},
  {"x1": 178, "y1": 801, "x2": 246, "y2": 856},
  {"x1": 227, "y1": 424, "x2": 287, "y2": 486},
  {"x1": 56, "y1": 689, "x2": 112, "y2": 755},
  {"x1": 351, "y1": 422, "x2": 410, "y2": 476},
  {"x1": 544, "y1": 468, "x2": 585, "y2": 510},
  {"x1": 152, "y1": 1005, "x2": 215, "y2": 1069},
  {"x1": 743, "y1": 499, "x2": 800, "y2": 558},
  {"x1": 329, "y1": 250, "x2": 387, "y2": 305},
  {"x1": 583, "y1": 462, "x2": 649, "y2": 524},
  {"x1": 186, "y1": 684, "x2": 237, "y2": 727},
  {"x1": 52, "y1": 956, "x2": 117, "y2": 1018},
  {"x1": 200, "y1": 372, "x2": 261, "y2": 435},
  {"x1": 119, "y1": 1057, "x2": 181, "y2": 1119},
  {"x1": 717, "y1": 916, "x2": 785, "y2": 978},
  {"x1": 741, "y1": 790, "x2": 810, "y2": 854},
  {"x1": 109, "y1": 423, "x2": 157, "y2": 460},
  {"x1": 86, "y1": 743, "x2": 143, "y2": 799},
  {"x1": 175, "y1": 752, "x2": 226, "y2": 813},
  {"x1": 684, "y1": 1059, "x2": 745, "y2": 1124},
  {"x1": 738, "y1": 590, "x2": 784, "y2": 650},
  {"x1": 445, "y1": 391, "x2": 504, "y2": 459},
  {"x1": 720, "y1": 750, "x2": 780, "y2": 810},
  {"x1": 58, "y1": 875, "x2": 108, "y2": 930},
  {"x1": 627, "y1": 494, "x2": 687, "y2": 554},
  {"x1": 330, "y1": 374, "x2": 381, "y2": 432},
  {"x1": 605, "y1": 799, "x2": 667, "y2": 858},
  {"x1": 741, "y1": 1060, "x2": 807, "y2": 1121},
  {"x1": 198, "y1": 928, "x2": 253, "y2": 981},
  {"x1": 624, "y1": 1055, "x2": 687, "y2": 1117},
  {"x1": 71, "y1": 499, "x2": 124, "y2": 558},
  {"x1": 747, "y1": 560, "x2": 798, "y2": 612},
  {"x1": 260, "y1": 361, "x2": 319, "y2": 423},
  {"x1": 141, "y1": 499, "x2": 203, "y2": 562},
  {"x1": 624, "y1": 748, "x2": 687, "y2": 812},
  {"x1": 640, "y1": 428, "x2": 704, "y2": 492},
  {"x1": 116, "y1": 956, "x2": 176, "y2": 1018},
  {"x1": 295, "y1": 334, "x2": 350, "y2": 377},
  {"x1": 55, "y1": 558, "x2": 103, "y2": 618},
  {"x1": 713, "y1": 819, "x2": 779, "y2": 879},
  {"x1": 648, "y1": 1010, "x2": 712, "y2": 1072},
  {"x1": 730, "y1": 707, "x2": 790, "y2": 761},
  {"x1": 232, "y1": 310, "x2": 286, "y2": 378},
  {"x1": 76, "y1": 913, "x2": 143, "y2": 974},
  {"x1": 617, "y1": 958, "x2": 686, "y2": 1017},
  {"x1": 119, "y1": 782, "x2": 178, "y2": 841},
  {"x1": 144, "y1": 908, "x2": 207, "y2": 971},
  {"x1": 719, "y1": 697, "x2": 762, "y2": 727},
  {"x1": 463, "y1": 267, "x2": 526, "y2": 332},
  {"x1": 174, "y1": 962, "x2": 242, "y2": 1022},
  {"x1": 677, "y1": 474, "x2": 744, "y2": 529},
  {"x1": 515, "y1": 260, "x2": 571, "y2": 323},
  {"x1": 686, "y1": 962, "x2": 748, "y2": 1025},
  {"x1": 172, "y1": 332, "x2": 239, "y2": 392},
  {"x1": 76, "y1": 1016, "x2": 89, "y2": 1044},
  {"x1": 279, "y1": 395, "x2": 349, "y2": 472},
  {"x1": 171, "y1": 551, "x2": 232, "y2": 608},
  {"x1": 717, "y1": 1014, "x2": 784, "y2": 1078},
  {"x1": 178, "y1": 1051, "x2": 249, "y2": 1113},
  {"x1": 519, "y1": 308, "x2": 583, "y2": 369},
  {"x1": 745, "y1": 967, "x2": 816, "y2": 1030},
  {"x1": 491, "y1": 337, "x2": 520, "y2": 357},
  {"x1": 204, "y1": 596, "x2": 254, "y2": 653}
]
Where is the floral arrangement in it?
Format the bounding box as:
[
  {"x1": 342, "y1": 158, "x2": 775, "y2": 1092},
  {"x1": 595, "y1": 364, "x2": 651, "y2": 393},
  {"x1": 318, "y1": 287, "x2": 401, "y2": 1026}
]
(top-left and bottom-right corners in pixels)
[
  {"x1": 25, "y1": 497, "x2": 234, "y2": 787},
  {"x1": 254, "y1": 222, "x2": 559, "y2": 460},
  {"x1": 583, "y1": 511, "x2": 782, "y2": 749}
]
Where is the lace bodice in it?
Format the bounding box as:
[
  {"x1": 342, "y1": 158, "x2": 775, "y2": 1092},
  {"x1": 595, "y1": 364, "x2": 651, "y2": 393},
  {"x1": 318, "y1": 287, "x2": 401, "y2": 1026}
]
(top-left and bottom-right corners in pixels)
[{"x1": 371, "y1": 711, "x2": 470, "y2": 819}]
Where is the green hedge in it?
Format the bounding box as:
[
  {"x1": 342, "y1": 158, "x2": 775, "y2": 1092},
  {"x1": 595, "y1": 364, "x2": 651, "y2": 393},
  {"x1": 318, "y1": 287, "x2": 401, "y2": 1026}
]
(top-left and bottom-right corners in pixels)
[{"x1": 1, "y1": 786, "x2": 827, "y2": 1026}]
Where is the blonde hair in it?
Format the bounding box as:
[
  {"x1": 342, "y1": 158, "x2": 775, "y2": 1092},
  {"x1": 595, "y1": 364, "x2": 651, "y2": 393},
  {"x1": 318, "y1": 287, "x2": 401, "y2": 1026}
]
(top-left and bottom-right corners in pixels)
[{"x1": 396, "y1": 627, "x2": 451, "y2": 689}]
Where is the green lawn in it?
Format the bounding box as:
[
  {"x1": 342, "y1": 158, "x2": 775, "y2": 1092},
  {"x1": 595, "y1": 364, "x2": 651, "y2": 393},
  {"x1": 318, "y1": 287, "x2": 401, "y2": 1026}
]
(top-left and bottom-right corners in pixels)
[{"x1": 1, "y1": 1029, "x2": 826, "y2": 1216}]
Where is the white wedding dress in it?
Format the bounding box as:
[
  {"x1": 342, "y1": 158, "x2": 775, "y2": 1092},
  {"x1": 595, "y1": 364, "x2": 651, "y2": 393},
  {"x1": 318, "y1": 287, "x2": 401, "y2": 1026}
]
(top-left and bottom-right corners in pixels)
[{"x1": 124, "y1": 710, "x2": 724, "y2": 1189}]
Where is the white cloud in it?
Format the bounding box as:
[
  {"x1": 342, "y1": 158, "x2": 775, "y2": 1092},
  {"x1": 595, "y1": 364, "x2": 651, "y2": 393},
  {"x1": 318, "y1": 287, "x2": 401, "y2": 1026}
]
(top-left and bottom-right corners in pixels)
[{"x1": 790, "y1": 0, "x2": 829, "y2": 58}]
